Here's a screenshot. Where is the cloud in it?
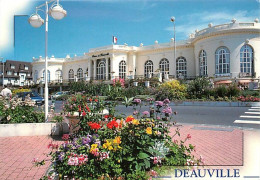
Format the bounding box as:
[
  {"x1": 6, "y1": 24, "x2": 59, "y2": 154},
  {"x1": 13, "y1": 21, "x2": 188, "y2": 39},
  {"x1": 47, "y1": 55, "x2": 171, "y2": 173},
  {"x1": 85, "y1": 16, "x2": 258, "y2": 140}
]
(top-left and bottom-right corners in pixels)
[{"x1": 165, "y1": 10, "x2": 259, "y2": 38}]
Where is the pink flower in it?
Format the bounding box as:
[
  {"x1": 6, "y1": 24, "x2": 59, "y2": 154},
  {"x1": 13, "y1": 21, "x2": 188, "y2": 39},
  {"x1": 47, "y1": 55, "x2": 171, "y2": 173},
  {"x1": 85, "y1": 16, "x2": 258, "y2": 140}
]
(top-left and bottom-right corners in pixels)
[
  {"x1": 142, "y1": 111, "x2": 149, "y2": 116},
  {"x1": 149, "y1": 170, "x2": 158, "y2": 177},
  {"x1": 151, "y1": 156, "x2": 161, "y2": 164},
  {"x1": 186, "y1": 134, "x2": 191, "y2": 140},
  {"x1": 68, "y1": 156, "x2": 79, "y2": 166},
  {"x1": 62, "y1": 134, "x2": 70, "y2": 140}
]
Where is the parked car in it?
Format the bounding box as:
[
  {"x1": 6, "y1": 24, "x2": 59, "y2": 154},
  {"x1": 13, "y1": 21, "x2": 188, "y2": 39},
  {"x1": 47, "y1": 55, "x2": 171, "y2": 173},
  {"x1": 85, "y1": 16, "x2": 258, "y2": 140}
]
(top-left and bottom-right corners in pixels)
[
  {"x1": 51, "y1": 91, "x2": 68, "y2": 100},
  {"x1": 16, "y1": 92, "x2": 45, "y2": 105}
]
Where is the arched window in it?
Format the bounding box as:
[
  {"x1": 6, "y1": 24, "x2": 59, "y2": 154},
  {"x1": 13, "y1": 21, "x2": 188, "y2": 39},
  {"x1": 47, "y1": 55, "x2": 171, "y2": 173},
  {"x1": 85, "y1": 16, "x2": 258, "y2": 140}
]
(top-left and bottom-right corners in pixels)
[
  {"x1": 119, "y1": 60, "x2": 126, "y2": 79},
  {"x1": 68, "y1": 69, "x2": 74, "y2": 82},
  {"x1": 176, "y1": 56, "x2": 187, "y2": 77},
  {"x1": 77, "y1": 68, "x2": 83, "y2": 81},
  {"x1": 240, "y1": 45, "x2": 253, "y2": 75},
  {"x1": 34, "y1": 70, "x2": 38, "y2": 82},
  {"x1": 55, "y1": 70, "x2": 62, "y2": 82},
  {"x1": 159, "y1": 58, "x2": 169, "y2": 78},
  {"x1": 199, "y1": 50, "x2": 207, "y2": 76},
  {"x1": 144, "y1": 60, "x2": 153, "y2": 78},
  {"x1": 97, "y1": 61, "x2": 106, "y2": 80},
  {"x1": 215, "y1": 47, "x2": 230, "y2": 75},
  {"x1": 42, "y1": 70, "x2": 50, "y2": 82}
]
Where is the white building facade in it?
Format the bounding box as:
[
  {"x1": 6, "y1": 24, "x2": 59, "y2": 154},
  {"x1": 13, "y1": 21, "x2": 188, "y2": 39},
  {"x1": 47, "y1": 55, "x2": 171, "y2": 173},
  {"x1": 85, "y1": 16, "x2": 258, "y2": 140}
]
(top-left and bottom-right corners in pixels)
[{"x1": 32, "y1": 20, "x2": 260, "y2": 85}]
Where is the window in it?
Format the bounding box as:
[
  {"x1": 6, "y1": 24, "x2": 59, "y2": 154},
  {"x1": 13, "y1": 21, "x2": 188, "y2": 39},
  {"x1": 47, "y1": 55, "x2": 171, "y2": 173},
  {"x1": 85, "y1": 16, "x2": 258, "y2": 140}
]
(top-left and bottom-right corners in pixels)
[
  {"x1": 159, "y1": 58, "x2": 169, "y2": 78},
  {"x1": 97, "y1": 61, "x2": 106, "y2": 80},
  {"x1": 42, "y1": 70, "x2": 50, "y2": 82},
  {"x1": 14, "y1": 72, "x2": 17, "y2": 76},
  {"x1": 7, "y1": 71, "x2": 12, "y2": 75},
  {"x1": 144, "y1": 60, "x2": 153, "y2": 78},
  {"x1": 215, "y1": 47, "x2": 230, "y2": 75},
  {"x1": 55, "y1": 70, "x2": 62, "y2": 82},
  {"x1": 77, "y1": 68, "x2": 83, "y2": 81},
  {"x1": 240, "y1": 45, "x2": 253, "y2": 75},
  {"x1": 119, "y1": 60, "x2": 126, "y2": 79},
  {"x1": 27, "y1": 73, "x2": 30, "y2": 76},
  {"x1": 21, "y1": 75, "x2": 25, "y2": 80},
  {"x1": 176, "y1": 56, "x2": 187, "y2": 77},
  {"x1": 68, "y1": 69, "x2": 74, "y2": 82},
  {"x1": 11, "y1": 65, "x2": 15, "y2": 69},
  {"x1": 25, "y1": 66, "x2": 28, "y2": 70},
  {"x1": 34, "y1": 70, "x2": 38, "y2": 82},
  {"x1": 199, "y1": 50, "x2": 207, "y2": 76}
]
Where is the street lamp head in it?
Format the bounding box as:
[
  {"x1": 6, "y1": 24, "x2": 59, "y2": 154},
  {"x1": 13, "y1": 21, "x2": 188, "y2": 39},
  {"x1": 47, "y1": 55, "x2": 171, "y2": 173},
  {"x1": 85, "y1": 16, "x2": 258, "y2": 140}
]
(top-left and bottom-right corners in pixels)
[
  {"x1": 28, "y1": 14, "x2": 44, "y2": 28},
  {"x1": 170, "y1": 16, "x2": 175, "y2": 22},
  {"x1": 49, "y1": 4, "x2": 67, "y2": 20}
]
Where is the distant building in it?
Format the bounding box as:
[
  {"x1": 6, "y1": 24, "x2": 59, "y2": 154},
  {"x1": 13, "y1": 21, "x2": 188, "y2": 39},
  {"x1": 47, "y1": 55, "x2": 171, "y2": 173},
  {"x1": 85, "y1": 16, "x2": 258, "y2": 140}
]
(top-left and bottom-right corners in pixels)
[
  {"x1": 32, "y1": 19, "x2": 260, "y2": 87},
  {"x1": 0, "y1": 60, "x2": 33, "y2": 86}
]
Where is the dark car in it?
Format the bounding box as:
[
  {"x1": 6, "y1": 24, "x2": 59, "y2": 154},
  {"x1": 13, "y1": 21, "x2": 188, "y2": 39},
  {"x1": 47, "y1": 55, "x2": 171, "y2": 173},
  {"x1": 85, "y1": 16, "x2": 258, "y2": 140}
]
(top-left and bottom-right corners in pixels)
[{"x1": 17, "y1": 92, "x2": 45, "y2": 105}]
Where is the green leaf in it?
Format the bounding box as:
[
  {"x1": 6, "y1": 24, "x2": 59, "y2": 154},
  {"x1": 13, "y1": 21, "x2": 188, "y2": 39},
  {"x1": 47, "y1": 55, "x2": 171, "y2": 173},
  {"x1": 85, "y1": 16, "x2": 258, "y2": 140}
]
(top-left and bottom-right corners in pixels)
[
  {"x1": 138, "y1": 152, "x2": 149, "y2": 159},
  {"x1": 127, "y1": 157, "x2": 135, "y2": 161},
  {"x1": 144, "y1": 159, "x2": 150, "y2": 169}
]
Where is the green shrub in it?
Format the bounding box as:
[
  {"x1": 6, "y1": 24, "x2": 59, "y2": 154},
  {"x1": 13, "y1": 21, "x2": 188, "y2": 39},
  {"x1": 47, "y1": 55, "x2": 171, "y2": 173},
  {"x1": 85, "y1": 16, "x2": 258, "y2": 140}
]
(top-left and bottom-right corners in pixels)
[
  {"x1": 187, "y1": 77, "x2": 211, "y2": 99},
  {"x1": 241, "y1": 90, "x2": 260, "y2": 97},
  {"x1": 227, "y1": 84, "x2": 241, "y2": 97},
  {"x1": 215, "y1": 86, "x2": 228, "y2": 98},
  {"x1": 156, "y1": 80, "x2": 187, "y2": 100}
]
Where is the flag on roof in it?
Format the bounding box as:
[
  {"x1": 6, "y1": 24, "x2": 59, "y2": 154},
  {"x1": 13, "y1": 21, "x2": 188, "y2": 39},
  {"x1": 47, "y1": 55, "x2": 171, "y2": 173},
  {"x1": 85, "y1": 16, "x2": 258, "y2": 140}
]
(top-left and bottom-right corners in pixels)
[{"x1": 113, "y1": 36, "x2": 117, "y2": 44}]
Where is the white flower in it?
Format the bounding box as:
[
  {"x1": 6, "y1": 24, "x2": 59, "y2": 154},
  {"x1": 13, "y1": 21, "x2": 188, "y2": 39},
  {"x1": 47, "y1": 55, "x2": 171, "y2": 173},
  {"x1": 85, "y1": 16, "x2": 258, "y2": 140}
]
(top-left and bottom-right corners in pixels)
[{"x1": 7, "y1": 115, "x2": 11, "y2": 121}]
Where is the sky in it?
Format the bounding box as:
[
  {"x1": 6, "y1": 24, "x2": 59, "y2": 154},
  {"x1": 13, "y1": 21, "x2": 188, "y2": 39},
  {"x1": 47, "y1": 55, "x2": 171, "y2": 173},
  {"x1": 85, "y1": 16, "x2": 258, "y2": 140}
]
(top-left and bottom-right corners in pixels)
[{"x1": 0, "y1": 0, "x2": 259, "y2": 62}]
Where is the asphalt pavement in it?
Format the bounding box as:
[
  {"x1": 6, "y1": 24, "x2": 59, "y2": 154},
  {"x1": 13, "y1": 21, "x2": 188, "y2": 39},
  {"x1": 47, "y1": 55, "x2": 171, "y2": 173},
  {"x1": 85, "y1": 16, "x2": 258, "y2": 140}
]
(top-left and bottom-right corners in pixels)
[{"x1": 51, "y1": 101, "x2": 260, "y2": 130}]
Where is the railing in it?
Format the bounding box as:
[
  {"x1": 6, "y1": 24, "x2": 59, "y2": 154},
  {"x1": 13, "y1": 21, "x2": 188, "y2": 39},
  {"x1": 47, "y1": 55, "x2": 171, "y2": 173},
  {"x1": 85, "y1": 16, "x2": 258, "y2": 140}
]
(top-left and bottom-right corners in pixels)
[{"x1": 195, "y1": 22, "x2": 258, "y2": 38}]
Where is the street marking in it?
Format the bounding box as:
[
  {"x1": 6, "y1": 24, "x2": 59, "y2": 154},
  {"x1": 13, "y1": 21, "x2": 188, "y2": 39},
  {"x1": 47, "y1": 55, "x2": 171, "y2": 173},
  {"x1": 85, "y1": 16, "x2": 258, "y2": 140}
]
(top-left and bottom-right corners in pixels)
[
  {"x1": 245, "y1": 112, "x2": 260, "y2": 115},
  {"x1": 251, "y1": 107, "x2": 260, "y2": 109},
  {"x1": 234, "y1": 120, "x2": 260, "y2": 124},
  {"x1": 248, "y1": 109, "x2": 260, "y2": 111},
  {"x1": 240, "y1": 115, "x2": 260, "y2": 119}
]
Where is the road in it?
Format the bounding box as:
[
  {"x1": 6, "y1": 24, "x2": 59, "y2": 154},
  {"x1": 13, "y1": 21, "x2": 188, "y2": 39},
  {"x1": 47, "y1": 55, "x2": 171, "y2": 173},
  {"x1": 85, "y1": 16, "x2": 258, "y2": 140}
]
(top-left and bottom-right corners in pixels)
[{"x1": 51, "y1": 101, "x2": 260, "y2": 130}]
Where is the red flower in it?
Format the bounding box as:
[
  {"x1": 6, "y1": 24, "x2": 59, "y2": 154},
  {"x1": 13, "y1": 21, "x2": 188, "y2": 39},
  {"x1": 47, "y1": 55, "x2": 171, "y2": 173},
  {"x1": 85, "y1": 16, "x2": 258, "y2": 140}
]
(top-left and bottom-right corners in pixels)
[
  {"x1": 126, "y1": 115, "x2": 134, "y2": 123},
  {"x1": 94, "y1": 99, "x2": 98, "y2": 102},
  {"x1": 78, "y1": 105, "x2": 81, "y2": 112},
  {"x1": 107, "y1": 120, "x2": 118, "y2": 129},
  {"x1": 86, "y1": 105, "x2": 91, "y2": 112},
  {"x1": 89, "y1": 98, "x2": 92, "y2": 102},
  {"x1": 104, "y1": 115, "x2": 111, "y2": 119},
  {"x1": 82, "y1": 110, "x2": 86, "y2": 116},
  {"x1": 88, "y1": 122, "x2": 101, "y2": 130}
]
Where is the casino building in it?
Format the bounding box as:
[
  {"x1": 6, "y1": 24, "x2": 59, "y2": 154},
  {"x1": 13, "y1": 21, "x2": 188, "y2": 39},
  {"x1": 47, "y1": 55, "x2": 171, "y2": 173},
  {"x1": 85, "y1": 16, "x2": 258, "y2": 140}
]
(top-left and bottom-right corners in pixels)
[{"x1": 32, "y1": 19, "x2": 260, "y2": 88}]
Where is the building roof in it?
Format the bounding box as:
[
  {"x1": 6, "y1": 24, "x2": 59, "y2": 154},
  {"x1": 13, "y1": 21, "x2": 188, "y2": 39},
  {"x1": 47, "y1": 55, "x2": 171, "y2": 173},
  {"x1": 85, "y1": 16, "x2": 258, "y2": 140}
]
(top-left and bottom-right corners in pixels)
[{"x1": 0, "y1": 60, "x2": 32, "y2": 79}]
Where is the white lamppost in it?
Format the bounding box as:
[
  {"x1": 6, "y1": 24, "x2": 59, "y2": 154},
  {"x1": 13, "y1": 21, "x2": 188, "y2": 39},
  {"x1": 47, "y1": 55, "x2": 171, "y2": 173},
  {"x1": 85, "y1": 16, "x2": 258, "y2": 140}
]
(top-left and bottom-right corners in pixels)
[
  {"x1": 170, "y1": 16, "x2": 176, "y2": 77},
  {"x1": 0, "y1": 57, "x2": 4, "y2": 88},
  {"x1": 28, "y1": 0, "x2": 67, "y2": 121}
]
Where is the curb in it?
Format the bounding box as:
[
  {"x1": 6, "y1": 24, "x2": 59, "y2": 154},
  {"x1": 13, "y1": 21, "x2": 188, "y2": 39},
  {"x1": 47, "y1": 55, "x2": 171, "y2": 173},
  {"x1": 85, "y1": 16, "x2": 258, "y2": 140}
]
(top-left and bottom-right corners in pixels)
[{"x1": 171, "y1": 101, "x2": 260, "y2": 107}]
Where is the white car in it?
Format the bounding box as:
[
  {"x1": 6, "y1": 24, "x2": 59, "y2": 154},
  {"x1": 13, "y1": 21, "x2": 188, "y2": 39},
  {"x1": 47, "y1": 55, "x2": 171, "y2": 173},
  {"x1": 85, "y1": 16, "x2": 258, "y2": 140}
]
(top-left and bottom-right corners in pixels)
[{"x1": 51, "y1": 91, "x2": 66, "y2": 100}]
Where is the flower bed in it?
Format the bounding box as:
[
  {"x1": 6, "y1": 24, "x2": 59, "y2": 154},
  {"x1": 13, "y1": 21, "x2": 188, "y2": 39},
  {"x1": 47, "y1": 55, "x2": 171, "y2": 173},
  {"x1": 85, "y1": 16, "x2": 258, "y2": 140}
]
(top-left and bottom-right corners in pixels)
[
  {"x1": 38, "y1": 97, "x2": 202, "y2": 179},
  {"x1": 0, "y1": 96, "x2": 44, "y2": 124}
]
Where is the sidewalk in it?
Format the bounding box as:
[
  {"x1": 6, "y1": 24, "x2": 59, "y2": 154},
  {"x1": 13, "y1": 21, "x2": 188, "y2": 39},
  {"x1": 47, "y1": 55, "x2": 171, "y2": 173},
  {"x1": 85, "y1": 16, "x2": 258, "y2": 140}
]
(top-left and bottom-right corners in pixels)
[{"x1": 0, "y1": 124, "x2": 253, "y2": 180}]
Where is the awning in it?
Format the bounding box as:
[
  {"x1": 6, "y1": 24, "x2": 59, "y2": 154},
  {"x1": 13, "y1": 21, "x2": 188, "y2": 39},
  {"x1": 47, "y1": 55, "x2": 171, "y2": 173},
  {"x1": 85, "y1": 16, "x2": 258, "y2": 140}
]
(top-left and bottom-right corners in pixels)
[
  {"x1": 238, "y1": 80, "x2": 252, "y2": 84},
  {"x1": 215, "y1": 80, "x2": 232, "y2": 84}
]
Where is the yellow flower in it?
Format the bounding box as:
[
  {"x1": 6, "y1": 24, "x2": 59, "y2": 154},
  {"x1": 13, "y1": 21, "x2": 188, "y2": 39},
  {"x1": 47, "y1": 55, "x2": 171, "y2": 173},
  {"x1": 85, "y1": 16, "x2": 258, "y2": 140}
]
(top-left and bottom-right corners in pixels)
[
  {"x1": 108, "y1": 146, "x2": 113, "y2": 150},
  {"x1": 113, "y1": 136, "x2": 121, "y2": 144},
  {"x1": 103, "y1": 140, "x2": 112, "y2": 149},
  {"x1": 146, "y1": 127, "x2": 152, "y2": 135},
  {"x1": 90, "y1": 144, "x2": 99, "y2": 153},
  {"x1": 132, "y1": 119, "x2": 140, "y2": 125}
]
